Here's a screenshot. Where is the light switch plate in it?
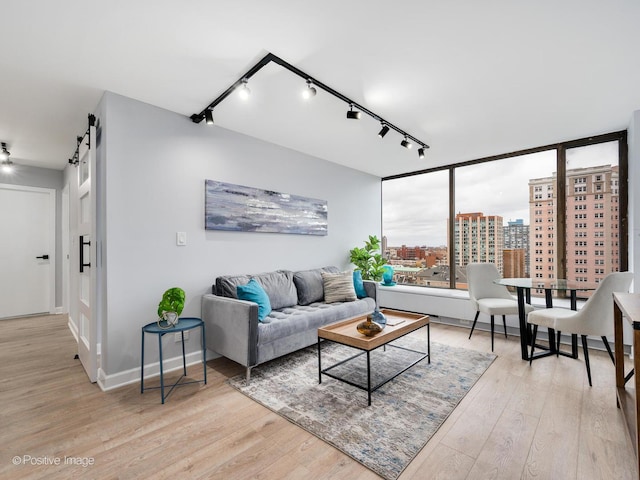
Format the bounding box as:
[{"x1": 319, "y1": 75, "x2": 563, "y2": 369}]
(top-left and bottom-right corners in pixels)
[{"x1": 176, "y1": 232, "x2": 187, "y2": 246}]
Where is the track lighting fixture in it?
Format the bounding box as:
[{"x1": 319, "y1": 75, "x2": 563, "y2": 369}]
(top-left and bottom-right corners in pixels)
[
  {"x1": 0, "y1": 142, "x2": 9, "y2": 161},
  {"x1": 302, "y1": 79, "x2": 317, "y2": 99},
  {"x1": 1, "y1": 158, "x2": 13, "y2": 173},
  {"x1": 0, "y1": 142, "x2": 12, "y2": 173},
  {"x1": 346, "y1": 104, "x2": 361, "y2": 120},
  {"x1": 237, "y1": 79, "x2": 251, "y2": 100},
  {"x1": 191, "y1": 52, "x2": 430, "y2": 156},
  {"x1": 1, "y1": 143, "x2": 13, "y2": 173}
]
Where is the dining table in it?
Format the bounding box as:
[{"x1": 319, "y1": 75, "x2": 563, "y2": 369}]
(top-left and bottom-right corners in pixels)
[{"x1": 494, "y1": 278, "x2": 599, "y2": 361}]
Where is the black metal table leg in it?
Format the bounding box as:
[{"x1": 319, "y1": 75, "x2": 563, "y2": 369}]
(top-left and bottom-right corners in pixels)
[
  {"x1": 517, "y1": 286, "x2": 529, "y2": 360},
  {"x1": 318, "y1": 338, "x2": 322, "y2": 384},
  {"x1": 367, "y1": 351, "x2": 371, "y2": 406}
]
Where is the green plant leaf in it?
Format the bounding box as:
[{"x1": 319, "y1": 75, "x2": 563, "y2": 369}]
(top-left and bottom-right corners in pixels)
[{"x1": 157, "y1": 287, "x2": 186, "y2": 317}]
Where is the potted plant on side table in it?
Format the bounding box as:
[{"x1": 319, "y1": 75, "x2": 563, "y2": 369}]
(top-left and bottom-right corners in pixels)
[{"x1": 157, "y1": 287, "x2": 185, "y2": 328}]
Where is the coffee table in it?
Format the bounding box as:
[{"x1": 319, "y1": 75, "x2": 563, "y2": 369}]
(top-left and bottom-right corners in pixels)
[{"x1": 317, "y1": 309, "x2": 430, "y2": 406}]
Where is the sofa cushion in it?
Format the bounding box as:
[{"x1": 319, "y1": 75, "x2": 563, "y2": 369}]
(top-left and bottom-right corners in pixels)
[
  {"x1": 293, "y1": 266, "x2": 340, "y2": 306},
  {"x1": 255, "y1": 270, "x2": 298, "y2": 310},
  {"x1": 258, "y1": 297, "x2": 376, "y2": 345},
  {"x1": 322, "y1": 271, "x2": 357, "y2": 303},
  {"x1": 216, "y1": 270, "x2": 298, "y2": 310},
  {"x1": 236, "y1": 279, "x2": 271, "y2": 322}
]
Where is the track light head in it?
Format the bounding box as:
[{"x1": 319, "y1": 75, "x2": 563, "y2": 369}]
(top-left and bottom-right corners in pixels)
[
  {"x1": 346, "y1": 104, "x2": 361, "y2": 120},
  {"x1": 302, "y1": 79, "x2": 317, "y2": 99},
  {"x1": 401, "y1": 137, "x2": 412, "y2": 149},
  {"x1": 378, "y1": 124, "x2": 390, "y2": 138},
  {"x1": 0, "y1": 142, "x2": 9, "y2": 161},
  {"x1": 204, "y1": 109, "x2": 214, "y2": 125},
  {"x1": 1, "y1": 159, "x2": 13, "y2": 173},
  {"x1": 237, "y1": 79, "x2": 251, "y2": 100},
  {"x1": 418, "y1": 147, "x2": 425, "y2": 159}
]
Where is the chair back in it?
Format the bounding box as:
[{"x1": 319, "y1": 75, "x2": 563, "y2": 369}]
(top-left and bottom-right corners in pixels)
[
  {"x1": 466, "y1": 263, "x2": 514, "y2": 310},
  {"x1": 575, "y1": 271, "x2": 633, "y2": 336}
]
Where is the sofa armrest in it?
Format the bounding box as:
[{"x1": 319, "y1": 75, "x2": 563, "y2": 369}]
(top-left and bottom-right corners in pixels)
[
  {"x1": 201, "y1": 294, "x2": 259, "y2": 368},
  {"x1": 363, "y1": 280, "x2": 377, "y2": 303}
]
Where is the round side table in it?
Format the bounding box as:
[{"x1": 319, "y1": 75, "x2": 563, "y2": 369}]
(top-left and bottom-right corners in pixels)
[{"x1": 140, "y1": 317, "x2": 207, "y2": 404}]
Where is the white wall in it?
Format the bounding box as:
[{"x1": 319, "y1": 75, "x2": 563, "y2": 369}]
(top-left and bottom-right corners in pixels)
[{"x1": 98, "y1": 92, "x2": 381, "y2": 387}]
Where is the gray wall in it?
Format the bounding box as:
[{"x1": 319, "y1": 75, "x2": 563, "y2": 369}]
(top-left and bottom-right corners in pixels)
[
  {"x1": 98, "y1": 92, "x2": 382, "y2": 384},
  {"x1": 0, "y1": 164, "x2": 64, "y2": 307}
]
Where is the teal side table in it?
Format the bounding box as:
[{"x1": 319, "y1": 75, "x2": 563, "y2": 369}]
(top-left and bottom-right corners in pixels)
[{"x1": 140, "y1": 317, "x2": 207, "y2": 404}]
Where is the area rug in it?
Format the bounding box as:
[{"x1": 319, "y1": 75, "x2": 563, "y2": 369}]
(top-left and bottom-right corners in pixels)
[{"x1": 228, "y1": 334, "x2": 496, "y2": 480}]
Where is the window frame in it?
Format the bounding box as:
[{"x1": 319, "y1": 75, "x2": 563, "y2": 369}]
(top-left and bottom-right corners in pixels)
[{"x1": 382, "y1": 130, "x2": 628, "y2": 288}]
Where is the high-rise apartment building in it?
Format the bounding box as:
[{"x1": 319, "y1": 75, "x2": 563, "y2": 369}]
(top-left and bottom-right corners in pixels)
[
  {"x1": 503, "y1": 219, "x2": 530, "y2": 276},
  {"x1": 453, "y1": 212, "x2": 504, "y2": 273},
  {"x1": 529, "y1": 164, "x2": 619, "y2": 286}
]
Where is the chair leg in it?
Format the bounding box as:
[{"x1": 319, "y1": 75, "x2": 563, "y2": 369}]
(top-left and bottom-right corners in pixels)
[
  {"x1": 502, "y1": 315, "x2": 508, "y2": 339},
  {"x1": 582, "y1": 335, "x2": 592, "y2": 387},
  {"x1": 556, "y1": 330, "x2": 561, "y2": 357},
  {"x1": 529, "y1": 324, "x2": 538, "y2": 366},
  {"x1": 490, "y1": 315, "x2": 495, "y2": 352},
  {"x1": 469, "y1": 311, "x2": 480, "y2": 339},
  {"x1": 602, "y1": 336, "x2": 615, "y2": 364}
]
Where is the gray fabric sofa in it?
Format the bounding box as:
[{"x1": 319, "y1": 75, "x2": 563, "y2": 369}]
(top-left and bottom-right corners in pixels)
[{"x1": 201, "y1": 266, "x2": 377, "y2": 382}]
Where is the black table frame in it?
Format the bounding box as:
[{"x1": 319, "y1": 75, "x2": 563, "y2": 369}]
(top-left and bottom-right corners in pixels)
[
  {"x1": 318, "y1": 323, "x2": 430, "y2": 406},
  {"x1": 512, "y1": 286, "x2": 579, "y2": 361}
]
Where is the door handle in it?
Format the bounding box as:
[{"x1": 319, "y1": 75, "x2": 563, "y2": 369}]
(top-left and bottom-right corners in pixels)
[
  {"x1": 79, "y1": 235, "x2": 91, "y2": 272},
  {"x1": 36, "y1": 254, "x2": 49, "y2": 260}
]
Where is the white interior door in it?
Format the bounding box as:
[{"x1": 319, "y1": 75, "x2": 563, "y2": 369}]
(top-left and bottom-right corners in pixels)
[
  {"x1": 75, "y1": 126, "x2": 98, "y2": 382},
  {"x1": 0, "y1": 184, "x2": 55, "y2": 318}
]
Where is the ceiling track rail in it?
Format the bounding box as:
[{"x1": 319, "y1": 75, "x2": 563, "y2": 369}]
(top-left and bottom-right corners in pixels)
[{"x1": 190, "y1": 52, "x2": 429, "y2": 150}]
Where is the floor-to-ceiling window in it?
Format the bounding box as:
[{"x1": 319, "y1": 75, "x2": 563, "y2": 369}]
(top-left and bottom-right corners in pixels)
[{"x1": 381, "y1": 131, "x2": 627, "y2": 294}]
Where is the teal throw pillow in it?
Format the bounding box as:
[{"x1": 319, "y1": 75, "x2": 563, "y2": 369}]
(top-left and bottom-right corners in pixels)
[
  {"x1": 353, "y1": 270, "x2": 367, "y2": 298},
  {"x1": 237, "y1": 279, "x2": 272, "y2": 322}
]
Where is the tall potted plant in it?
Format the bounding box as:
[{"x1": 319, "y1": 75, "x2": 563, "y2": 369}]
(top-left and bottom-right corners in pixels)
[{"x1": 349, "y1": 235, "x2": 387, "y2": 281}]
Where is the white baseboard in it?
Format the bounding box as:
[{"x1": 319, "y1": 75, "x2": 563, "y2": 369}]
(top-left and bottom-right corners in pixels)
[
  {"x1": 67, "y1": 317, "x2": 79, "y2": 342},
  {"x1": 97, "y1": 350, "x2": 209, "y2": 391}
]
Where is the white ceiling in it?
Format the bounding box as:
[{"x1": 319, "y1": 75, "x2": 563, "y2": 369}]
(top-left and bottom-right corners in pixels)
[{"x1": 2, "y1": 1, "x2": 640, "y2": 178}]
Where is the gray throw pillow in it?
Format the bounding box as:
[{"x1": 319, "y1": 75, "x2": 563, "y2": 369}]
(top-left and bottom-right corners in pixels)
[
  {"x1": 294, "y1": 266, "x2": 340, "y2": 305},
  {"x1": 252, "y1": 270, "x2": 298, "y2": 310},
  {"x1": 322, "y1": 271, "x2": 357, "y2": 303}
]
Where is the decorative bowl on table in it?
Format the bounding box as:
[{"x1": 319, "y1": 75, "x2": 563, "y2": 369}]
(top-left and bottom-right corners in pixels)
[{"x1": 357, "y1": 314, "x2": 383, "y2": 337}]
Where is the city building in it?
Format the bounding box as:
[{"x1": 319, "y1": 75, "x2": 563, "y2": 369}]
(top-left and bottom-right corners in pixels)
[
  {"x1": 529, "y1": 164, "x2": 619, "y2": 288},
  {"x1": 503, "y1": 219, "x2": 530, "y2": 276},
  {"x1": 452, "y1": 212, "x2": 504, "y2": 273}
]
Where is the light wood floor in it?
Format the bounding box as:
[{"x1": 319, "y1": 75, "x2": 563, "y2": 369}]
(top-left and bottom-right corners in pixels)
[{"x1": 1, "y1": 314, "x2": 637, "y2": 479}]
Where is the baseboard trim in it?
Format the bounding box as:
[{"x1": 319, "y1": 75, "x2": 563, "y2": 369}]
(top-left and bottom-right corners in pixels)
[
  {"x1": 98, "y1": 350, "x2": 209, "y2": 391},
  {"x1": 67, "y1": 317, "x2": 79, "y2": 342}
]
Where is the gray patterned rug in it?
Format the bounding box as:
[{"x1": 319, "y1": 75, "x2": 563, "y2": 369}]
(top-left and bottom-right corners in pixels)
[{"x1": 228, "y1": 334, "x2": 496, "y2": 480}]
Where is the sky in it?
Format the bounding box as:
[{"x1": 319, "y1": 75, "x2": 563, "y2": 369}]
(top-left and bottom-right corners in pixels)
[{"x1": 382, "y1": 141, "x2": 619, "y2": 246}]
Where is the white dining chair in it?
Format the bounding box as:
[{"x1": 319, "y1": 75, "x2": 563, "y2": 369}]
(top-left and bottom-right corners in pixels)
[
  {"x1": 527, "y1": 271, "x2": 633, "y2": 386},
  {"x1": 467, "y1": 263, "x2": 533, "y2": 352}
]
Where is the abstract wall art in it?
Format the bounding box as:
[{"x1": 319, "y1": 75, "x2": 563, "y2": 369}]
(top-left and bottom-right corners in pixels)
[{"x1": 204, "y1": 180, "x2": 328, "y2": 236}]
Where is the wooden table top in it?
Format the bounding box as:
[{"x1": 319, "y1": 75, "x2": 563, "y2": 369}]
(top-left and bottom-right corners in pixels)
[{"x1": 318, "y1": 308, "x2": 429, "y2": 350}]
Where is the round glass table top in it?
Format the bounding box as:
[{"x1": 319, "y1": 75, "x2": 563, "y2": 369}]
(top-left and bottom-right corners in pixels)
[{"x1": 495, "y1": 277, "x2": 598, "y2": 291}]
